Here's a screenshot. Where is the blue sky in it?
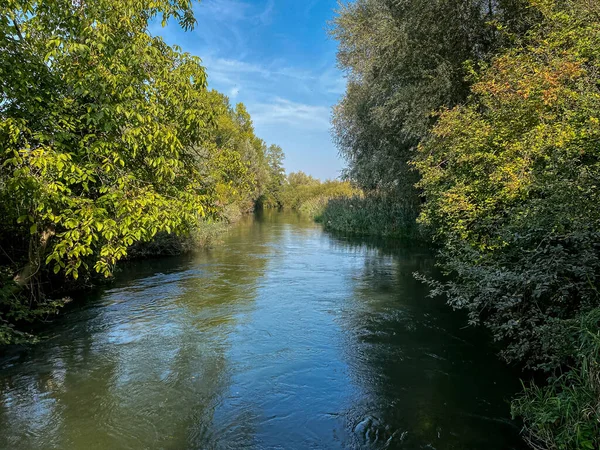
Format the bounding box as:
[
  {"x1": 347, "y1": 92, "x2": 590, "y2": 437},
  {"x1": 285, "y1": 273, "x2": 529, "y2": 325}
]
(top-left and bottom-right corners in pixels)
[{"x1": 152, "y1": 0, "x2": 346, "y2": 180}]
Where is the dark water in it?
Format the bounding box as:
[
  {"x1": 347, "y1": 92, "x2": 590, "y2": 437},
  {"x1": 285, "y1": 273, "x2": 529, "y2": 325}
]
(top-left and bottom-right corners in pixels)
[{"x1": 0, "y1": 212, "x2": 526, "y2": 450}]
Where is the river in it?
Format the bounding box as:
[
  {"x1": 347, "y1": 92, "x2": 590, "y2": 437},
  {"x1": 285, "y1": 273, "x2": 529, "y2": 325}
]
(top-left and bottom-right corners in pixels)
[{"x1": 0, "y1": 211, "x2": 526, "y2": 449}]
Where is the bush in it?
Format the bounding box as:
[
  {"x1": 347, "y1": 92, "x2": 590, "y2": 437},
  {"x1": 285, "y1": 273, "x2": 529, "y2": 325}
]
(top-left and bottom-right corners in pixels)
[
  {"x1": 413, "y1": 1, "x2": 600, "y2": 444},
  {"x1": 414, "y1": 0, "x2": 600, "y2": 369},
  {"x1": 0, "y1": 267, "x2": 72, "y2": 345},
  {"x1": 298, "y1": 195, "x2": 331, "y2": 221},
  {"x1": 127, "y1": 203, "x2": 245, "y2": 259}
]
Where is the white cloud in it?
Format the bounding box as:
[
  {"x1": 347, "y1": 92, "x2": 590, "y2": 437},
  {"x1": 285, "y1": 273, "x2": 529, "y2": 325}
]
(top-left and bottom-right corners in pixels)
[
  {"x1": 194, "y1": 0, "x2": 251, "y2": 23},
  {"x1": 152, "y1": 0, "x2": 346, "y2": 178},
  {"x1": 193, "y1": 0, "x2": 275, "y2": 25},
  {"x1": 203, "y1": 56, "x2": 343, "y2": 93},
  {"x1": 206, "y1": 57, "x2": 271, "y2": 77},
  {"x1": 322, "y1": 73, "x2": 347, "y2": 95},
  {"x1": 251, "y1": 97, "x2": 331, "y2": 131}
]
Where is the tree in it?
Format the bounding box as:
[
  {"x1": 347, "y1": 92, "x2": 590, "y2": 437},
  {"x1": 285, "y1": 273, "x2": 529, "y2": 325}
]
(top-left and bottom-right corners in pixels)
[
  {"x1": 0, "y1": 0, "x2": 217, "y2": 284},
  {"x1": 0, "y1": 0, "x2": 287, "y2": 343},
  {"x1": 267, "y1": 145, "x2": 285, "y2": 190},
  {"x1": 330, "y1": 0, "x2": 532, "y2": 200}
]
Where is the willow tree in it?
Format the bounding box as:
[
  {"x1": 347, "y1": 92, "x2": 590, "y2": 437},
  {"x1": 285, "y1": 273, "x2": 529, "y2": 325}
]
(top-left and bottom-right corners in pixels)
[
  {"x1": 330, "y1": 0, "x2": 532, "y2": 198},
  {"x1": 0, "y1": 0, "x2": 216, "y2": 304}
]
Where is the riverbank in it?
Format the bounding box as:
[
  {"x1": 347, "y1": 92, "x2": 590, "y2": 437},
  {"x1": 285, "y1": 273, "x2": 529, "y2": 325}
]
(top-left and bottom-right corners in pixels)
[
  {"x1": 327, "y1": 1, "x2": 600, "y2": 446},
  {"x1": 318, "y1": 194, "x2": 422, "y2": 240},
  {"x1": 127, "y1": 203, "x2": 247, "y2": 259},
  {"x1": 0, "y1": 0, "x2": 289, "y2": 346},
  {"x1": 0, "y1": 205, "x2": 248, "y2": 345}
]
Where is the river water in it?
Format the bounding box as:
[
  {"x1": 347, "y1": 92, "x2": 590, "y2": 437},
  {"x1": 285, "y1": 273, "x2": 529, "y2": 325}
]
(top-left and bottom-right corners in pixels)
[{"x1": 0, "y1": 212, "x2": 526, "y2": 449}]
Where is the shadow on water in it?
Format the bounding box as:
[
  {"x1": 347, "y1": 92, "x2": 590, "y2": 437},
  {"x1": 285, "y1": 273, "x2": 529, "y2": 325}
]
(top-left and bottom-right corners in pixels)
[
  {"x1": 325, "y1": 234, "x2": 525, "y2": 449},
  {"x1": 0, "y1": 212, "x2": 526, "y2": 449}
]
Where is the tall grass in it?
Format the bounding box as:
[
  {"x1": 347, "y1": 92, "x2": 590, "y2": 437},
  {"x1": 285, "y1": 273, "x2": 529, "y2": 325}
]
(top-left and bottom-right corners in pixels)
[
  {"x1": 298, "y1": 195, "x2": 331, "y2": 221},
  {"x1": 278, "y1": 176, "x2": 357, "y2": 212},
  {"x1": 128, "y1": 203, "x2": 245, "y2": 258},
  {"x1": 512, "y1": 309, "x2": 600, "y2": 450},
  {"x1": 318, "y1": 193, "x2": 422, "y2": 240}
]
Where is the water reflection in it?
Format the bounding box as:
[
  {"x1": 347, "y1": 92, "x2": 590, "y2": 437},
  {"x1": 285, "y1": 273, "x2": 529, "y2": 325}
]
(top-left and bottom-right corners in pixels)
[
  {"x1": 327, "y1": 236, "x2": 524, "y2": 448},
  {"x1": 0, "y1": 212, "x2": 525, "y2": 449}
]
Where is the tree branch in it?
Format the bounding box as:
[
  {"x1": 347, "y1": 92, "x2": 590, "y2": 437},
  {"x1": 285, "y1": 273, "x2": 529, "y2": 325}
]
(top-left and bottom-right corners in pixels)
[{"x1": 12, "y1": 19, "x2": 24, "y2": 42}]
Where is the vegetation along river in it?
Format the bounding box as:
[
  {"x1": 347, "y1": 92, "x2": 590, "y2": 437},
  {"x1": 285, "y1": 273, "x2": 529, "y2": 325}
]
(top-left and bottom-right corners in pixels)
[{"x1": 0, "y1": 212, "x2": 527, "y2": 449}]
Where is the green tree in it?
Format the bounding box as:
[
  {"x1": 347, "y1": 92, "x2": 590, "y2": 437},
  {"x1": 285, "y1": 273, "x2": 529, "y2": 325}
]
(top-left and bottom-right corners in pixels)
[
  {"x1": 264, "y1": 144, "x2": 286, "y2": 205},
  {"x1": 415, "y1": 0, "x2": 600, "y2": 369},
  {"x1": 1, "y1": 0, "x2": 216, "y2": 283},
  {"x1": 330, "y1": 0, "x2": 532, "y2": 199},
  {"x1": 0, "y1": 0, "x2": 288, "y2": 343}
]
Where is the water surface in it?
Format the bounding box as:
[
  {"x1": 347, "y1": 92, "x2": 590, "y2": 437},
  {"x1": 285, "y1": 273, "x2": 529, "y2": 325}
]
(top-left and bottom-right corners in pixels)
[{"x1": 0, "y1": 211, "x2": 525, "y2": 449}]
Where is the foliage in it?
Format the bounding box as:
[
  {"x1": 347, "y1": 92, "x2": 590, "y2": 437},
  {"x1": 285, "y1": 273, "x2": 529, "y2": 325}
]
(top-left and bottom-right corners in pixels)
[
  {"x1": 330, "y1": 0, "x2": 533, "y2": 199},
  {"x1": 331, "y1": 0, "x2": 600, "y2": 446},
  {"x1": 127, "y1": 219, "x2": 230, "y2": 258},
  {"x1": 260, "y1": 144, "x2": 286, "y2": 208},
  {"x1": 298, "y1": 196, "x2": 331, "y2": 221},
  {"x1": 413, "y1": 0, "x2": 600, "y2": 446},
  {"x1": 414, "y1": 0, "x2": 600, "y2": 370},
  {"x1": 319, "y1": 193, "x2": 421, "y2": 239},
  {"x1": 277, "y1": 171, "x2": 357, "y2": 212},
  {"x1": 0, "y1": 0, "x2": 285, "y2": 343},
  {"x1": 512, "y1": 309, "x2": 600, "y2": 450},
  {"x1": 1, "y1": 0, "x2": 215, "y2": 283},
  {"x1": 193, "y1": 91, "x2": 281, "y2": 213}
]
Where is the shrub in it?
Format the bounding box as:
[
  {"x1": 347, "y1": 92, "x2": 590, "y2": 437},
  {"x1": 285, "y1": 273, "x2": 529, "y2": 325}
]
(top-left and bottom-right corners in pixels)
[
  {"x1": 278, "y1": 172, "x2": 358, "y2": 213},
  {"x1": 298, "y1": 195, "x2": 331, "y2": 221},
  {"x1": 414, "y1": 0, "x2": 600, "y2": 370}
]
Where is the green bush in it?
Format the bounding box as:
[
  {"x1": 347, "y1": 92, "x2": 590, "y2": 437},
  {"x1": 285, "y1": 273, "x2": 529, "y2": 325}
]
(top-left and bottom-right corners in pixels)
[
  {"x1": 127, "y1": 203, "x2": 245, "y2": 258},
  {"x1": 412, "y1": 1, "x2": 600, "y2": 443},
  {"x1": 414, "y1": 0, "x2": 600, "y2": 370},
  {"x1": 298, "y1": 195, "x2": 330, "y2": 221},
  {"x1": 0, "y1": 267, "x2": 72, "y2": 345}
]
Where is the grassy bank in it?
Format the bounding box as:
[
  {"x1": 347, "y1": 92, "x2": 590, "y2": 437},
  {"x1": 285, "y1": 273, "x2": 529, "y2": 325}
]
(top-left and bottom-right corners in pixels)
[
  {"x1": 511, "y1": 309, "x2": 600, "y2": 449},
  {"x1": 275, "y1": 172, "x2": 358, "y2": 216},
  {"x1": 276, "y1": 173, "x2": 423, "y2": 241},
  {"x1": 127, "y1": 221, "x2": 230, "y2": 259},
  {"x1": 318, "y1": 194, "x2": 421, "y2": 240},
  {"x1": 127, "y1": 203, "x2": 245, "y2": 259}
]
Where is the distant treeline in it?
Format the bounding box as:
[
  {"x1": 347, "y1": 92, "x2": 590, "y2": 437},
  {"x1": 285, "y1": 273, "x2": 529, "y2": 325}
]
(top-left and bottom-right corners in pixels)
[
  {"x1": 329, "y1": 0, "x2": 600, "y2": 447},
  {"x1": 0, "y1": 0, "x2": 285, "y2": 343},
  {"x1": 268, "y1": 171, "x2": 357, "y2": 215}
]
